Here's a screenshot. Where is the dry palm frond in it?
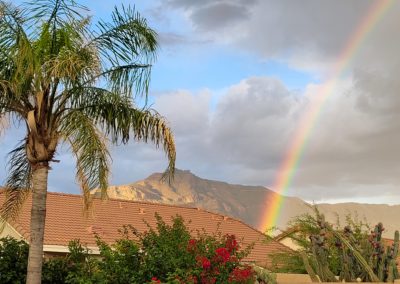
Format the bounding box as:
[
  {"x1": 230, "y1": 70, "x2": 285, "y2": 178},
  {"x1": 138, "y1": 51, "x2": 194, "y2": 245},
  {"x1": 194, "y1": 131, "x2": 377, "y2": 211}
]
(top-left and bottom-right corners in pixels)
[
  {"x1": 60, "y1": 110, "x2": 110, "y2": 209},
  {"x1": 1, "y1": 142, "x2": 32, "y2": 221}
]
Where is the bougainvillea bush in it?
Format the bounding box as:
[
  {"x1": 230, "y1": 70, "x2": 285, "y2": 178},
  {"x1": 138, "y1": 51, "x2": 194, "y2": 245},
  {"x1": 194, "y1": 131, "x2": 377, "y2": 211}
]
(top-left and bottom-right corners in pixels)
[
  {"x1": 164, "y1": 231, "x2": 255, "y2": 284},
  {"x1": 0, "y1": 215, "x2": 258, "y2": 283}
]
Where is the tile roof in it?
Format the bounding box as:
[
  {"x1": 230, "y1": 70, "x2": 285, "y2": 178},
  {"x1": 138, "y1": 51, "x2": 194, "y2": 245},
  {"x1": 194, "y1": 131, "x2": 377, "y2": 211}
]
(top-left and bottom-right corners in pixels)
[{"x1": 0, "y1": 191, "x2": 290, "y2": 267}]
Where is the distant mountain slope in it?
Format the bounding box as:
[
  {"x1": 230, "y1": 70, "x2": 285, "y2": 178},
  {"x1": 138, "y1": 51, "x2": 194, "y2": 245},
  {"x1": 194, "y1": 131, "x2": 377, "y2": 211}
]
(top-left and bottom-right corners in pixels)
[{"x1": 93, "y1": 169, "x2": 400, "y2": 237}]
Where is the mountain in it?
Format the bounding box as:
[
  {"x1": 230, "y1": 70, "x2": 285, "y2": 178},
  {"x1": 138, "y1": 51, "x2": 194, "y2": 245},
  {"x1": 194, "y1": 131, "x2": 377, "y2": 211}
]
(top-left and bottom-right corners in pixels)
[{"x1": 93, "y1": 169, "x2": 400, "y2": 237}]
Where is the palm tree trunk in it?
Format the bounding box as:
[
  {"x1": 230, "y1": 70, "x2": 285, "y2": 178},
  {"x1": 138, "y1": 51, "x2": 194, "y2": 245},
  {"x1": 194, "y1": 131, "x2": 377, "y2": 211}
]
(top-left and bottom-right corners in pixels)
[{"x1": 26, "y1": 164, "x2": 49, "y2": 284}]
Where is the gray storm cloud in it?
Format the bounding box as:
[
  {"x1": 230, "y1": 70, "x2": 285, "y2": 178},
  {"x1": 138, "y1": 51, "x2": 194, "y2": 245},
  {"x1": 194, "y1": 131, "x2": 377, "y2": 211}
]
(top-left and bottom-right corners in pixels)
[{"x1": 144, "y1": 74, "x2": 400, "y2": 203}]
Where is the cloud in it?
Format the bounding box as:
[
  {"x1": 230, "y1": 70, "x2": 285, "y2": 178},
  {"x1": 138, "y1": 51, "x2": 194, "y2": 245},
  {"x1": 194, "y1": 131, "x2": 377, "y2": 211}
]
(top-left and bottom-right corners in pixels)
[
  {"x1": 1, "y1": 73, "x2": 400, "y2": 203},
  {"x1": 142, "y1": 0, "x2": 400, "y2": 204},
  {"x1": 188, "y1": 2, "x2": 253, "y2": 30},
  {"x1": 2, "y1": 0, "x2": 400, "y2": 206},
  {"x1": 143, "y1": 73, "x2": 400, "y2": 203},
  {"x1": 163, "y1": 1, "x2": 400, "y2": 74}
]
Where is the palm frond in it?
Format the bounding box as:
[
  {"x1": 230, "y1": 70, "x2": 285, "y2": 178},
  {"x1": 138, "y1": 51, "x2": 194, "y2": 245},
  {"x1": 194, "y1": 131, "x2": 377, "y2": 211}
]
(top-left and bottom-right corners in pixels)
[
  {"x1": 0, "y1": 2, "x2": 30, "y2": 77},
  {"x1": 93, "y1": 5, "x2": 157, "y2": 64},
  {"x1": 100, "y1": 63, "x2": 152, "y2": 99},
  {"x1": 61, "y1": 86, "x2": 176, "y2": 181},
  {"x1": 1, "y1": 141, "x2": 32, "y2": 221},
  {"x1": 88, "y1": 5, "x2": 157, "y2": 97},
  {"x1": 27, "y1": 0, "x2": 87, "y2": 30},
  {"x1": 130, "y1": 108, "x2": 176, "y2": 182},
  {"x1": 0, "y1": 114, "x2": 8, "y2": 136},
  {"x1": 47, "y1": 41, "x2": 100, "y2": 85},
  {"x1": 60, "y1": 110, "x2": 110, "y2": 207}
]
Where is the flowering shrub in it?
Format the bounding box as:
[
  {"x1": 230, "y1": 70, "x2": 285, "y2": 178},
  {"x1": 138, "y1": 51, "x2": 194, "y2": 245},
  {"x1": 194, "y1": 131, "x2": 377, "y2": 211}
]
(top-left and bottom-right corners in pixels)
[
  {"x1": 150, "y1": 277, "x2": 161, "y2": 283},
  {"x1": 167, "y1": 233, "x2": 255, "y2": 284},
  {"x1": 0, "y1": 215, "x2": 257, "y2": 283}
]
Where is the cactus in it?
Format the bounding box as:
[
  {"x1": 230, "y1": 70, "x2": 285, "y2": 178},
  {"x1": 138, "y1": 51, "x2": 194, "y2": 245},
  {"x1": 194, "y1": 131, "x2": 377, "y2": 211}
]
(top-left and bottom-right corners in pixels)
[
  {"x1": 386, "y1": 230, "x2": 399, "y2": 282},
  {"x1": 300, "y1": 251, "x2": 320, "y2": 282},
  {"x1": 308, "y1": 214, "x2": 338, "y2": 282},
  {"x1": 278, "y1": 209, "x2": 399, "y2": 283},
  {"x1": 368, "y1": 223, "x2": 399, "y2": 282}
]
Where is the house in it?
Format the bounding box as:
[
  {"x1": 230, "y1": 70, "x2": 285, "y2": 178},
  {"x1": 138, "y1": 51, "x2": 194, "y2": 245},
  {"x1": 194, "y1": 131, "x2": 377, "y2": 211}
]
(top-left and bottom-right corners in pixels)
[{"x1": 0, "y1": 192, "x2": 290, "y2": 267}]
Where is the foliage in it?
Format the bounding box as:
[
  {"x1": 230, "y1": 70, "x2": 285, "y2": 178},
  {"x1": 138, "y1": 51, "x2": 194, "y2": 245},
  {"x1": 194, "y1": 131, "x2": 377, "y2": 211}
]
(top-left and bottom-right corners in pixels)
[
  {"x1": 0, "y1": 237, "x2": 28, "y2": 283},
  {"x1": 162, "y1": 230, "x2": 255, "y2": 283},
  {"x1": 96, "y1": 230, "x2": 142, "y2": 283},
  {"x1": 0, "y1": 0, "x2": 175, "y2": 220},
  {"x1": 0, "y1": 0, "x2": 175, "y2": 281},
  {"x1": 269, "y1": 251, "x2": 306, "y2": 274},
  {"x1": 267, "y1": 208, "x2": 399, "y2": 282},
  {"x1": 42, "y1": 257, "x2": 69, "y2": 284},
  {"x1": 252, "y1": 264, "x2": 277, "y2": 284},
  {"x1": 41, "y1": 240, "x2": 102, "y2": 284},
  {"x1": 0, "y1": 215, "x2": 257, "y2": 283}
]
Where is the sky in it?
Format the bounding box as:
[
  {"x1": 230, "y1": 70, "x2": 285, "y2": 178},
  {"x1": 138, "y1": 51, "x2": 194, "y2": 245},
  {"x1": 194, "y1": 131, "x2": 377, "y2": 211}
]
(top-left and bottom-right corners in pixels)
[{"x1": 1, "y1": 0, "x2": 400, "y2": 205}]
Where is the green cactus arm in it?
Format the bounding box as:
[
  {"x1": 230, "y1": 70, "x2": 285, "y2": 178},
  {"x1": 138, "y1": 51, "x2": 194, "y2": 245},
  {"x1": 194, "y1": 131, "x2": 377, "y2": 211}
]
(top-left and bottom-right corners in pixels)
[
  {"x1": 331, "y1": 229, "x2": 380, "y2": 282},
  {"x1": 300, "y1": 251, "x2": 321, "y2": 283}
]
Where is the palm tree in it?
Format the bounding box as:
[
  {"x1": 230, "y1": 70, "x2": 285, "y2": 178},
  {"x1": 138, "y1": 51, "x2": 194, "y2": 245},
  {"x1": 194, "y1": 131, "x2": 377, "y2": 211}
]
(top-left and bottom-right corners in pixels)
[{"x1": 0, "y1": 1, "x2": 176, "y2": 283}]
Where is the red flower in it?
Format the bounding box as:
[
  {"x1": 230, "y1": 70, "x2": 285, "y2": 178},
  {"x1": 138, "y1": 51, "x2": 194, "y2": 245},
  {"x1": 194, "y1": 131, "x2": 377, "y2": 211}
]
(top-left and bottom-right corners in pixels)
[
  {"x1": 151, "y1": 277, "x2": 161, "y2": 283},
  {"x1": 225, "y1": 235, "x2": 239, "y2": 252},
  {"x1": 201, "y1": 275, "x2": 216, "y2": 284},
  {"x1": 187, "y1": 239, "x2": 197, "y2": 252},
  {"x1": 228, "y1": 266, "x2": 255, "y2": 282},
  {"x1": 215, "y1": 247, "x2": 230, "y2": 263},
  {"x1": 201, "y1": 257, "x2": 211, "y2": 269}
]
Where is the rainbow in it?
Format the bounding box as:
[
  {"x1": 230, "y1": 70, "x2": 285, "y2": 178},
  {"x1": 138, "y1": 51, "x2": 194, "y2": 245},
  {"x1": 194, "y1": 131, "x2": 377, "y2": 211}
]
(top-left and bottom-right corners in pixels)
[{"x1": 259, "y1": 0, "x2": 394, "y2": 232}]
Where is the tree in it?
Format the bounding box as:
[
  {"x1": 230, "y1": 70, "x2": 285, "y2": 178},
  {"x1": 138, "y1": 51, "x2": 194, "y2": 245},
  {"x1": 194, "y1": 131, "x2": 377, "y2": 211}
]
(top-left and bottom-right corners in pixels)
[{"x1": 0, "y1": 1, "x2": 176, "y2": 283}]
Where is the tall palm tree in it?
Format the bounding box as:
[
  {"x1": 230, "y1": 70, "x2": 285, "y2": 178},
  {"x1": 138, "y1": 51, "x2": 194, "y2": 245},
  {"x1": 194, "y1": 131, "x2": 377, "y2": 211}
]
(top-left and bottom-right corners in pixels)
[{"x1": 0, "y1": 1, "x2": 176, "y2": 283}]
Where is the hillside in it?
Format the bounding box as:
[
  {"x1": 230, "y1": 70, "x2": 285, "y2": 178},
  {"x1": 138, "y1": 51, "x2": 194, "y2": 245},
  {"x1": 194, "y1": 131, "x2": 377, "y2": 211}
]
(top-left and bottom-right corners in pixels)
[{"x1": 93, "y1": 169, "x2": 400, "y2": 237}]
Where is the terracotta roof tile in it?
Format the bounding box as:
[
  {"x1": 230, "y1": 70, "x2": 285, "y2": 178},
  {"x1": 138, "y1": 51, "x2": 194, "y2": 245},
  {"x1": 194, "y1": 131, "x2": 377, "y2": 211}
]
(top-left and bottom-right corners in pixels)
[{"x1": 0, "y1": 192, "x2": 290, "y2": 267}]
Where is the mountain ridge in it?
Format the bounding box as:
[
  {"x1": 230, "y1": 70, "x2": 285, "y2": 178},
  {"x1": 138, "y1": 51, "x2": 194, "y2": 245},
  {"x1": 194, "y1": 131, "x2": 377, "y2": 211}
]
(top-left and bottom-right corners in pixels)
[{"x1": 93, "y1": 169, "x2": 399, "y2": 237}]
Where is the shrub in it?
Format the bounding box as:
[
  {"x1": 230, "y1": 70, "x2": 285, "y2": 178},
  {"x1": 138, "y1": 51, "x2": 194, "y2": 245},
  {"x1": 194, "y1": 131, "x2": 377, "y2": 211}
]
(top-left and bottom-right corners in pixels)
[
  {"x1": 165, "y1": 232, "x2": 255, "y2": 283},
  {"x1": 96, "y1": 227, "x2": 142, "y2": 283},
  {"x1": 0, "y1": 215, "x2": 256, "y2": 283},
  {"x1": 0, "y1": 237, "x2": 28, "y2": 284},
  {"x1": 42, "y1": 239, "x2": 103, "y2": 284},
  {"x1": 138, "y1": 214, "x2": 195, "y2": 282}
]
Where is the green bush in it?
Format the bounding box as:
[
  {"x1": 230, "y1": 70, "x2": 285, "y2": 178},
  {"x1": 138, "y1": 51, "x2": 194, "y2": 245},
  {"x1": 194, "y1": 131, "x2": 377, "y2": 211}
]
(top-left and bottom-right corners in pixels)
[
  {"x1": 138, "y1": 214, "x2": 195, "y2": 282},
  {"x1": 0, "y1": 237, "x2": 28, "y2": 284},
  {"x1": 42, "y1": 257, "x2": 69, "y2": 284},
  {"x1": 96, "y1": 227, "x2": 142, "y2": 283}
]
